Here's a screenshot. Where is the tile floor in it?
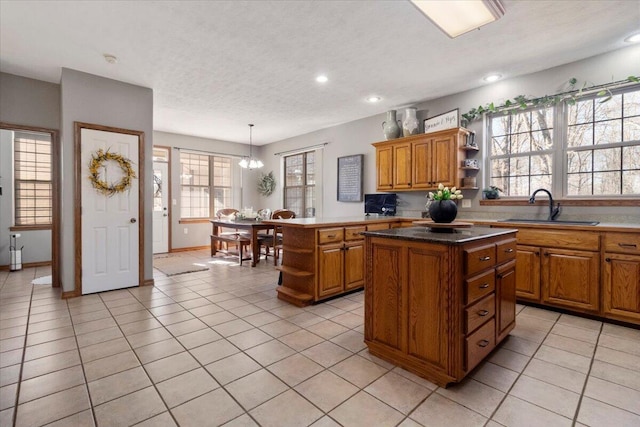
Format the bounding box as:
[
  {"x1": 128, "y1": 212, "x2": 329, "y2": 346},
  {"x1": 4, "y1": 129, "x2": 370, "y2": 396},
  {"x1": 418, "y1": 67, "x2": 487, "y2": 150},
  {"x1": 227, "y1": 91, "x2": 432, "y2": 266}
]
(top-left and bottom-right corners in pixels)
[{"x1": 1, "y1": 250, "x2": 639, "y2": 427}]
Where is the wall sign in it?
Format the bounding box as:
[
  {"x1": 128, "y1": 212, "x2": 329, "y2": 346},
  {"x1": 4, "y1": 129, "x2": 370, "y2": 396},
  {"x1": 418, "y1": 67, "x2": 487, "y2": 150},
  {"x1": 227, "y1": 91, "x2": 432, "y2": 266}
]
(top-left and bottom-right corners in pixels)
[
  {"x1": 424, "y1": 109, "x2": 459, "y2": 133},
  {"x1": 337, "y1": 154, "x2": 363, "y2": 202}
]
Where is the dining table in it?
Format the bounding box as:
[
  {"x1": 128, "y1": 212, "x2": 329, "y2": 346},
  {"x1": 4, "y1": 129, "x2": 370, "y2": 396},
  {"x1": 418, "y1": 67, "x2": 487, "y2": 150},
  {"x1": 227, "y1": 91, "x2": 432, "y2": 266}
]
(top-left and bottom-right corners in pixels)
[{"x1": 210, "y1": 218, "x2": 274, "y2": 267}]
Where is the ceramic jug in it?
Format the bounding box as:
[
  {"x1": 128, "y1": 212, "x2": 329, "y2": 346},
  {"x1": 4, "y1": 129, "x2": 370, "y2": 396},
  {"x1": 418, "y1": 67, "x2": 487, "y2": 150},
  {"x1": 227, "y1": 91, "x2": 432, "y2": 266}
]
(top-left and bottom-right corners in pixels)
[
  {"x1": 402, "y1": 107, "x2": 419, "y2": 136},
  {"x1": 382, "y1": 110, "x2": 401, "y2": 140}
]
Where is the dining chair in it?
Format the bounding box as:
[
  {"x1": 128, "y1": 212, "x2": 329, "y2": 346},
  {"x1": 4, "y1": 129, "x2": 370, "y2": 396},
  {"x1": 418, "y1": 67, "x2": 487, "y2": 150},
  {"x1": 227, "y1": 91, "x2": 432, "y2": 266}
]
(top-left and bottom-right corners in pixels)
[
  {"x1": 257, "y1": 209, "x2": 295, "y2": 265},
  {"x1": 213, "y1": 208, "x2": 251, "y2": 264}
]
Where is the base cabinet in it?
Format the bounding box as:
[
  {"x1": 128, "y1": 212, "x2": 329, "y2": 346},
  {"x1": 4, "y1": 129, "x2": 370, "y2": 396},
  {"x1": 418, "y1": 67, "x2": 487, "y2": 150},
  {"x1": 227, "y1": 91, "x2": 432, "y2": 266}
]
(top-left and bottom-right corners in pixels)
[
  {"x1": 542, "y1": 248, "x2": 599, "y2": 312},
  {"x1": 514, "y1": 245, "x2": 541, "y2": 301},
  {"x1": 365, "y1": 232, "x2": 516, "y2": 387},
  {"x1": 603, "y1": 231, "x2": 640, "y2": 323}
]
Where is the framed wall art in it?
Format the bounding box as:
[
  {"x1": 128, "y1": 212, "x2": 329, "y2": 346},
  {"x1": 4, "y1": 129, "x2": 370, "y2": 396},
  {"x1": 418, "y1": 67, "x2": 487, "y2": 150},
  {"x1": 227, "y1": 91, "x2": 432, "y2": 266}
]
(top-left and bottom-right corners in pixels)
[
  {"x1": 424, "y1": 108, "x2": 459, "y2": 133},
  {"x1": 337, "y1": 154, "x2": 363, "y2": 202}
]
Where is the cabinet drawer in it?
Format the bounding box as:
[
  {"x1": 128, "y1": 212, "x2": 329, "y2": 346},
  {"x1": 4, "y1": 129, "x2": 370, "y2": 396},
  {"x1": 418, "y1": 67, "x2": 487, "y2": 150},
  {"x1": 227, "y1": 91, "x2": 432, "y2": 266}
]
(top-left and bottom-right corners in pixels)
[
  {"x1": 466, "y1": 318, "x2": 495, "y2": 372},
  {"x1": 465, "y1": 243, "x2": 496, "y2": 276},
  {"x1": 345, "y1": 226, "x2": 366, "y2": 241},
  {"x1": 604, "y1": 232, "x2": 640, "y2": 255},
  {"x1": 496, "y1": 238, "x2": 517, "y2": 264},
  {"x1": 318, "y1": 228, "x2": 344, "y2": 245},
  {"x1": 366, "y1": 223, "x2": 390, "y2": 232},
  {"x1": 466, "y1": 294, "x2": 495, "y2": 334},
  {"x1": 466, "y1": 269, "x2": 495, "y2": 305},
  {"x1": 516, "y1": 229, "x2": 600, "y2": 251}
]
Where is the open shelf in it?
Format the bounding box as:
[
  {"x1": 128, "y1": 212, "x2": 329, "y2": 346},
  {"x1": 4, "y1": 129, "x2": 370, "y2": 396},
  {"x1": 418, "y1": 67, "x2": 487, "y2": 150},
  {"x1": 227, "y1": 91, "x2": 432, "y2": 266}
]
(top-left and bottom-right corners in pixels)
[
  {"x1": 276, "y1": 265, "x2": 314, "y2": 277},
  {"x1": 461, "y1": 166, "x2": 480, "y2": 171},
  {"x1": 282, "y1": 246, "x2": 314, "y2": 254},
  {"x1": 462, "y1": 145, "x2": 479, "y2": 151}
]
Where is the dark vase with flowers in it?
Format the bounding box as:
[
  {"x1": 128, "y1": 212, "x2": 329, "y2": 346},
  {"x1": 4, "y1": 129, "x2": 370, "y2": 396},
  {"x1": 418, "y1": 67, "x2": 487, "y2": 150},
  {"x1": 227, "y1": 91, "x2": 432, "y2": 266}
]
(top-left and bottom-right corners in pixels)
[{"x1": 428, "y1": 200, "x2": 458, "y2": 223}]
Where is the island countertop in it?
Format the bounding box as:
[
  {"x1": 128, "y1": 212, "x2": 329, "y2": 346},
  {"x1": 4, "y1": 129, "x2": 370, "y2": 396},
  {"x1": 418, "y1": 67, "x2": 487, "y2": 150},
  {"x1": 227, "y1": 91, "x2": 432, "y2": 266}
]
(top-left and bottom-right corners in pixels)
[
  {"x1": 362, "y1": 225, "x2": 518, "y2": 245},
  {"x1": 262, "y1": 215, "x2": 401, "y2": 228}
]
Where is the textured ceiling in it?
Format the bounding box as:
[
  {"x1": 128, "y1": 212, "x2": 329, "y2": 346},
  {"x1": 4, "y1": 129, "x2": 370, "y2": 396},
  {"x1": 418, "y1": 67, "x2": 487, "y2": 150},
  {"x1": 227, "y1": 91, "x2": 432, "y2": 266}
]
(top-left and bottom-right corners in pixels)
[{"x1": 1, "y1": 1, "x2": 638, "y2": 145}]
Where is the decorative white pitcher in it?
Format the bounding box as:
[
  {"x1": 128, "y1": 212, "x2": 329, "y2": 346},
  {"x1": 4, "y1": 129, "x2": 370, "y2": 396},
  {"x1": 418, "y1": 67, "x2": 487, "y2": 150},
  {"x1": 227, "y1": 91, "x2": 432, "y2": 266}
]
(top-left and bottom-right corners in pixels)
[
  {"x1": 402, "y1": 107, "x2": 419, "y2": 137},
  {"x1": 382, "y1": 110, "x2": 401, "y2": 140}
]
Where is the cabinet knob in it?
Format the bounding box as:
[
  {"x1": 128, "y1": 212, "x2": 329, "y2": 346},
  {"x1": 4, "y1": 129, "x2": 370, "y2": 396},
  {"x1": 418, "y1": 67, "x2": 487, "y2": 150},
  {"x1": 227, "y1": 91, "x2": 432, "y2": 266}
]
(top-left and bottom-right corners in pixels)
[
  {"x1": 478, "y1": 339, "x2": 490, "y2": 348},
  {"x1": 605, "y1": 257, "x2": 611, "y2": 262},
  {"x1": 543, "y1": 252, "x2": 549, "y2": 257},
  {"x1": 479, "y1": 256, "x2": 491, "y2": 261},
  {"x1": 535, "y1": 251, "x2": 540, "y2": 256},
  {"x1": 504, "y1": 248, "x2": 514, "y2": 253},
  {"x1": 479, "y1": 283, "x2": 489, "y2": 289},
  {"x1": 478, "y1": 310, "x2": 490, "y2": 317}
]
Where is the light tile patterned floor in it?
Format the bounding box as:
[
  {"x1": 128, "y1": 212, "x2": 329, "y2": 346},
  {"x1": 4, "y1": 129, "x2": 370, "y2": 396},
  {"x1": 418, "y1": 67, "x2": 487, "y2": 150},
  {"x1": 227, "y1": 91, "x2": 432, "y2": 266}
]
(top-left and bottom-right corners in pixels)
[{"x1": 1, "y1": 250, "x2": 640, "y2": 427}]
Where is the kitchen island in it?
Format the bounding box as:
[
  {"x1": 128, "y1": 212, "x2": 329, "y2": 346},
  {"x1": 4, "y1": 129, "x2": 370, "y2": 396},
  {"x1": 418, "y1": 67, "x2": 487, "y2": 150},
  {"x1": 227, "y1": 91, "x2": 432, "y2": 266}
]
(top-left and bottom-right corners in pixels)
[
  {"x1": 262, "y1": 216, "x2": 414, "y2": 306},
  {"x1": 362, "y1": 225, "x2": 517, "y2": 387}
]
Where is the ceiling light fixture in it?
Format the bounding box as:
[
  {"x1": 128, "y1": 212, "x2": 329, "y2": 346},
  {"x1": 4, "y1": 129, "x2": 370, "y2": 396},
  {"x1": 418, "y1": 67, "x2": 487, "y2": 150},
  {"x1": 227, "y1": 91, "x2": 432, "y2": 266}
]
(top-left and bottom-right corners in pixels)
[
  {"x1": 238, "y1": 124, "x2": 263, "y2": 170},
  {"x1": 410, "y1": 0, "x2": 505, "y2": 38},
  {"x1": 624, "y1": 32, "x2": 640, "y2": 43},
  {"x1": 483, "y1": 74, "x2": 502, "y2": 82},
  {"x1": 316, "y1": 75, "x2": 329, "y2": 83},
  {"x1": 367, "y1": 96, "x2": 381, "y2": 103},
  {"x1": 103, "y1": 54, "x2": 118, "y2": 64}
]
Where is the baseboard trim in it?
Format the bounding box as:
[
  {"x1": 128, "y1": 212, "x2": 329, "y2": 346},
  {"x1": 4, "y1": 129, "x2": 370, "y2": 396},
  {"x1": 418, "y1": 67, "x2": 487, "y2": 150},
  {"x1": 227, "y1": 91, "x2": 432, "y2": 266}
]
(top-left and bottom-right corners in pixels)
[
  {"x1": 61, "y1": 290, "x2": 80, "y2": 299},
  {"x1": 143, "y1": 278, "x2": 154, "y2": 286},
  {"x1": 0, "y1": 261, "x2": 52, "y2": 271},
  {"x1": 169, "y1": 246, "x2": 209, "y2": 253}
]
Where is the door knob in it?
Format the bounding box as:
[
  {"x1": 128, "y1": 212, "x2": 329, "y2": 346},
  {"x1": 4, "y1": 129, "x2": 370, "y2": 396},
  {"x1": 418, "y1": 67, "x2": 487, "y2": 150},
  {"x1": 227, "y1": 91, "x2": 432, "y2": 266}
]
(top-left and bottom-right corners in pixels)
[
  {"x1": 163, "y1": 214, "x2": 168, "y2": 217},
  {"x1": 130, "y1": 218, "x2": 137, "y2": 223}
]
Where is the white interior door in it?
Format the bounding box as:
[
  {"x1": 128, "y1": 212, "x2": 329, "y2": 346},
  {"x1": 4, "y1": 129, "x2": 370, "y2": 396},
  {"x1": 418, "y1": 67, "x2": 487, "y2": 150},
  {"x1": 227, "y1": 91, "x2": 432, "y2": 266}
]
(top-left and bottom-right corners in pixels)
[
  {"x1": 81, "y1": 128, "x2": 139, "y2": 294},
  {"x1": 153, "y1": 161, "x2": 169, "y2": 254}
]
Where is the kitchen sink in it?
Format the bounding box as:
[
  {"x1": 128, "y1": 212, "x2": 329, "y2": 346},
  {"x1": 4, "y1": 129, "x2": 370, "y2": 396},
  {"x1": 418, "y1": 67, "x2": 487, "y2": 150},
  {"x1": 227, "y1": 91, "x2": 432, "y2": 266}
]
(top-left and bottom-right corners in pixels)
[{"x1": 498, "y1": 218, "x2": 600, "y2": 226}]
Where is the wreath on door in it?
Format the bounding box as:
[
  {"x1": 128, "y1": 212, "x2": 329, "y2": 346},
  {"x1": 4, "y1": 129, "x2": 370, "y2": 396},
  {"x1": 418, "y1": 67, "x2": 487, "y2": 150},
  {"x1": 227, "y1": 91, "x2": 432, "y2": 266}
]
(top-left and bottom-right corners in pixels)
[
  {"x1": 257, "y1": 171, "x2": 276, "y2": 196},
  {"x1": 88, "y1": 149, "x2": 137, "y2": 196}
]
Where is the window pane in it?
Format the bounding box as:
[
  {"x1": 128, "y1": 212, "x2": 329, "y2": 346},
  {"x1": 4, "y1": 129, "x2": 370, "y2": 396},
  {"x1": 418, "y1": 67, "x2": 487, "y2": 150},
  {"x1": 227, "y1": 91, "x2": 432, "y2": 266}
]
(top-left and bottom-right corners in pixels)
[
  {"x1": 567, "y1": 173, "x2": 592, "y2": 196},
  {"x1": 593, "y1": 148, "x2": 621, "y2": 172},
  {"x1": 180, "y1": 152, "x2": 210, "y2": 218},
  {"x1": 568, "y1": 99, "x2": 593, "y2": 125},
  {"x1": 491, "y1": 136, "x2": 508, "y2": 156},
  {"x1": 511, "y1": 133, "x2": 530, "y2": 154},
  {"x1": 593, "y1": 171, "x2": 620, "y2": 195},
  {"x1": 306, "y1": 152, "x2": 315, "y2": 186},
  {"x1": 14, "y1": 133, "x2": 52, "y2": 225},
  {"x1": 508, "y1": 176, "x2": 529, "y2": 197},
  {"x1": 567, "y1": 124, "x2": 593, "y2": 148},
  {"x1": 623, "y1": 89, "x2": 640, "y2": 117},
  {"x1": 510, "y1": 111, "x2": 530, "y2": 134},
  {"x1": 285, "y1": 154, "x2": 303, "y2": 186},
  {"x1": 305, "y1": 186, "x2": 315, "y2": 218},
  {"x1": 594, "y1": 120, "x2": 622, "y2": 145},
  {"x1": 284, "y1": 187, "x2": 303, "y2": 217},
  {"x1": 594, "y1": 94, "x2": 622, "y2": 121},
  {"x1": 623, "y1": 171, "x2": 640, "y2": 194},
  {"x1": 530, "y1": 174, "x2": 552, "y2": 192},
  {"x1": 567, "y1": 151, "x2": 593, "y2": 173},
  {"x1": 623, "y1": 116, "x2": 640, "y2": 141},
  {"x1": 531, "y1": 108, "x2": 554, "y2": 131},
  {"x1": 530, "y1": 154, "x2": 552, "y2": 175},
  {"x1": 623, "y1": 145, "x2": 640, "y2": 170},
  {"x1": 491, "y1": 115, "x2": 509, "y2": 136},
  {"x1": 511, "y1": 157, "x2": 529, "y2": 176}
]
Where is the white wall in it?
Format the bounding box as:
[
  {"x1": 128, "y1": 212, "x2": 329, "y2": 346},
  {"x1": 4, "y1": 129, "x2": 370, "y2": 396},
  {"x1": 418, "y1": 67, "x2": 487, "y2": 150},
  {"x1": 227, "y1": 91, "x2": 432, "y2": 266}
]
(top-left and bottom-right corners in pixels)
[
  {"x1": 60, "y1": 69, "x2": 153, "y2": 293},
  {"x1": 258, "y1": 45, "x2": 640, "y2": 224}
]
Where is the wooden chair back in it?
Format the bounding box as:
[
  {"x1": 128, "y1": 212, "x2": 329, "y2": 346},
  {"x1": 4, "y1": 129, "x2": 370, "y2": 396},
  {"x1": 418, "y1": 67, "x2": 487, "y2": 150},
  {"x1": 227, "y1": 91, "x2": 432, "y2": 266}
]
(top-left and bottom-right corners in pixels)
[
  {"x1": 271, "y1": 209, "x2": 295, "y2": 220},
  {"x1": 216, "y1": 208, "x2": 239, "y2": 219}
]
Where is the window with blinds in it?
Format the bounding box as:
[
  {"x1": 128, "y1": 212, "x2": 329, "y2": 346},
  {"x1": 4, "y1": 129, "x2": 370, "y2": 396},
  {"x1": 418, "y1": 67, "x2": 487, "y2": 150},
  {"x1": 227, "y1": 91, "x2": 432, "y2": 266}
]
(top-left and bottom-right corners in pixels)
[{"x1": 14, "y1": 131, "x2": 52, "y2": 226}]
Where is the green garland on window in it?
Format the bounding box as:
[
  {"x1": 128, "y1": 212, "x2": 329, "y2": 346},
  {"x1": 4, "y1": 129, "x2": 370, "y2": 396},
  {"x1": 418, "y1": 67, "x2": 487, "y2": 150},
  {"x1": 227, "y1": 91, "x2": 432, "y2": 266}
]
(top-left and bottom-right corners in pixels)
[{"x1": 461, "y1": 75, "x2": 639, "y2": 127}]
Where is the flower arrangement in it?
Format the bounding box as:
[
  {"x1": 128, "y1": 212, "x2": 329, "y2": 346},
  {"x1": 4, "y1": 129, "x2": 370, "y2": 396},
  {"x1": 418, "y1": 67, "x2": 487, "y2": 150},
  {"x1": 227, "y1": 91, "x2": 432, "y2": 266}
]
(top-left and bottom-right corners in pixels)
[
  {"x1": 88, "y1": 149, "x2": 136, "y2": 196},
  {"x1": 426, "y1": 183, "x2": 463, "y2": 205}
]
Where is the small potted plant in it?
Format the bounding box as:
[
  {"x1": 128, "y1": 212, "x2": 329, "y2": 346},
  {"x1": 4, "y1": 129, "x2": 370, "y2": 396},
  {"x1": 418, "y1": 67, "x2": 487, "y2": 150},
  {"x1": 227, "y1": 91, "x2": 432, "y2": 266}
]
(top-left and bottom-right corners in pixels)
[
  {"x1": 426, "y1": 184, "x2": 463, "y2": 223},
  {"x1": 483, "y1": 185, "x2": 503, "y2": 199}
]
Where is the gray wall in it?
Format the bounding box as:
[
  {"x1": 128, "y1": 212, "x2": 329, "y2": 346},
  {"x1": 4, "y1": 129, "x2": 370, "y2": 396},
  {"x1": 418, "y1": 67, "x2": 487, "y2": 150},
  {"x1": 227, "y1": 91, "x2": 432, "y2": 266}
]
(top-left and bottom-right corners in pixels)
[
  {"x1": 153, "y1": 131, "x2": 251, "y2": 250},
  {"x1": 256, "y1": 45, "x2": 640, "y2": 224},
  {"x1": 0, "y1": 73, "x2": 59, "y2": 267},
  {"x1": 60, "y1": 68, "x2": 153, "y2": 292}
]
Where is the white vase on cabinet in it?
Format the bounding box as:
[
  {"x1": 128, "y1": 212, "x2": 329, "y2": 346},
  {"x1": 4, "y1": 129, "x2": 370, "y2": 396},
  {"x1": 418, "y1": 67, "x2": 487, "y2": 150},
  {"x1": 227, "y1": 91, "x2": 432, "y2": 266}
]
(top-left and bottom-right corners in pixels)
[{"x1": 402, "y1": 107, "x2": 419, "y2": 137}]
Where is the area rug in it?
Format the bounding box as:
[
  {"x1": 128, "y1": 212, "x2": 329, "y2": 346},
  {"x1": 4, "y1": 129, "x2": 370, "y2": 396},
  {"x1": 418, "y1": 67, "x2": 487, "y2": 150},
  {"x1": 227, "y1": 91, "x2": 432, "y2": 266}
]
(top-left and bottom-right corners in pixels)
[
  {"x1": 32, "y1": 275, "x2": 52, "y2": 285},
  {"x1": 153, "y1": 253, "x2": 209, "y2": 276}
]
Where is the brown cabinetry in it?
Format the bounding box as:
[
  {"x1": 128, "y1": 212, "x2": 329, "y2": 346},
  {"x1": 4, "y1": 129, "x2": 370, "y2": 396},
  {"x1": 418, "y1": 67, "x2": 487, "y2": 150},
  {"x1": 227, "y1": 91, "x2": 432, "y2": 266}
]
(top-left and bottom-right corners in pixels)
[
  {"x1": 317, "y1": 226, "x2": 367, "y2": 299},
  {"x1": 365, "y1": 231, "x2": 516, "y2": 387},
  {"x1": 603, "y1": 232, "x2": 640, "y2": 323},
  {"x1": 372, "y1": 128, "x2": 468, "y2": 192}
]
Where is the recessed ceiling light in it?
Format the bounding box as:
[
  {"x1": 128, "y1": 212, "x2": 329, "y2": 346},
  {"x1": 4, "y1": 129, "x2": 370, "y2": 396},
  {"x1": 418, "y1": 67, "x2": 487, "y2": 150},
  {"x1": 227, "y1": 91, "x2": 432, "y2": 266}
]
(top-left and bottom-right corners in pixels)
[
  {"x1": 367, "y1": 96, "x2": 381, "y2": 103},
  {"x1": 483, "y1": 74, "x2": 502, "y2": 82},
  {"x1": 103, "y1": 54, "x2": 118, "y2": 64},
  {"x1": 625, "y1": 32, "x2": 640, "y2": 43},
  {"x1": 316, "y1": 75, "x2": 328, "y2": 83},
  {"x1": 410, "y1": 0, "x2": 505, "y2": 38}
]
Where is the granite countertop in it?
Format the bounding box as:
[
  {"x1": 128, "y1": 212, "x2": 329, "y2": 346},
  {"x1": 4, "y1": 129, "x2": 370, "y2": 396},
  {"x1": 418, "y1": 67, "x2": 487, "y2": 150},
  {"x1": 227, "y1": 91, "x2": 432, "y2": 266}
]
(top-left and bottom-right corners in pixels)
[
  {"x1": 362, "y1": 225, "x2": 517, "y2": 245},
  {"x1": 262, "y1": 215, "x2": 401, "y2": 228}
]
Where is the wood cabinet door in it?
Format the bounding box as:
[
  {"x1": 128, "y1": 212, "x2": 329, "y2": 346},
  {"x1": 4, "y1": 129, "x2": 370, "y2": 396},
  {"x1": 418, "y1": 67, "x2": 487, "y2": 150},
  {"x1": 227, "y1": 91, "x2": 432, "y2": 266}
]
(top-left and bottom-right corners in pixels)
[
  {"x1": 431, "y1": 134, "x2": 456, "y2": 188},
  {"x1": 515, "y1": 245, "x2": 541, "y2": 301},
  {"x1": 406, "y1": 244, "x2": 449, "y2": 369},
  {"x1": 603, "y1": 253, "x2": 640, "y2": 322},
  {"x1": 376, "y1": 146, "x2": 393, "y2": 191},
  {"x1": 411, "y1": 138, "x2": 432, "y2": 189},
  {"x1": 368, "y1": 241, "x2": 404, "y2": 351},
  {"x1": 318, "y1": 244, "x2": 344, "y2": 298},
  {"x1": 393, "y1": 142, "x2": 412, "y2": 189},
  {"x1": 344, "y1": 241, "x2": 365, "y2": 290},
  {"x1": 496, "y1": 260, "x2": 517, "y2": 342},
  {"x1": 542, "y1": 248, "x2": 599, "y2": 312}
]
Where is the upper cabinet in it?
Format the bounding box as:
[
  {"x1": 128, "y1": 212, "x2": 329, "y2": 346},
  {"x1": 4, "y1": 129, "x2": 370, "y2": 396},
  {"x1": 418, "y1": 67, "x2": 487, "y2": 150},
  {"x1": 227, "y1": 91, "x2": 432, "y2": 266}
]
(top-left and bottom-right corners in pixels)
[{"x1": 372, "y1": 127, "x2": 470, "y2": 192}]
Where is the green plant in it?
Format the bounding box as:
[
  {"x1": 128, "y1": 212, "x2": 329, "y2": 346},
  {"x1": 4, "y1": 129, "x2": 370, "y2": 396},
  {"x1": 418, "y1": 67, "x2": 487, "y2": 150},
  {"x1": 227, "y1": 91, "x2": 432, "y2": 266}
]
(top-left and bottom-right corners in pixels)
[
  {"x1": 482, "y1": 185, "x2": 502, "y2": 199},
  {"x1": 461, "y1": 76, "x2": 640, "y2": 126},
  {"x1": 427, "y1": 183, "x2": 463, "y2": 203}
]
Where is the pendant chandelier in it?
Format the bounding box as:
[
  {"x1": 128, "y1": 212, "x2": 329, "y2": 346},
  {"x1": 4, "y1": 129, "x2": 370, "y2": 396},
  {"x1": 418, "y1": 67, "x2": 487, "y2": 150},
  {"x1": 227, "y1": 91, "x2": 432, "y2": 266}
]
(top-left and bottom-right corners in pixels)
[{"x1": 238, "y1": 124, "x2": 263, "y2": 169}]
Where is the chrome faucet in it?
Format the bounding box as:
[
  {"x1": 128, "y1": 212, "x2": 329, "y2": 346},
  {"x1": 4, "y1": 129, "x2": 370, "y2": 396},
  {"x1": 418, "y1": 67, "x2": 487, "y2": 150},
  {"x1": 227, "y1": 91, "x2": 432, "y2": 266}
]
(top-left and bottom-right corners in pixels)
[{"x1": 529, "y1": 188, "x2": 561, "y2": 221}]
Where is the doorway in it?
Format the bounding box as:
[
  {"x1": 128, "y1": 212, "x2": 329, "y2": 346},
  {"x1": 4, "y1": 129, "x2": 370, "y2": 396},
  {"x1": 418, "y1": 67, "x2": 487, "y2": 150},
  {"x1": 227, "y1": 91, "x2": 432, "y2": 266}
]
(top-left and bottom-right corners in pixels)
[
  {"x1": 153, "y1": 146, "x2": 170, "y2": 254},
  {"x1": 0, "y1": 122, "x2": 60, "y2": 287}
]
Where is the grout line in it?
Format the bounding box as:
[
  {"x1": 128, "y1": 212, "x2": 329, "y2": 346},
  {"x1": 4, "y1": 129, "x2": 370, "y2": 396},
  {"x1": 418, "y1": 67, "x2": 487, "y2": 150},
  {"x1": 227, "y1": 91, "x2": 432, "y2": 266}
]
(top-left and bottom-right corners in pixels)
[{"x1": 10, "y1": 282, "x2": 34, "y2": 427}]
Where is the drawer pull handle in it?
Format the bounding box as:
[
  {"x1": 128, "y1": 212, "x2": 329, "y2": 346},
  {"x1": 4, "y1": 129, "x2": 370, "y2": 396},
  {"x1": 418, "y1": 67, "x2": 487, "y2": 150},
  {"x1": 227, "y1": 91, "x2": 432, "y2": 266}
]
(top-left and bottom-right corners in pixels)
[
  {"x1": 619, "y1": 243, "x2": 637, "y2": 248},
  {"x1": 478, "y1": 310, "x2": 490, "y2": 316},
  {"x1": 479, "y1": 283, "x2": 490, "y2": 289},
  {"x1": 478, "y1": 339, "x2": 490, "y2": 348},
  {"x1": 327, "y1": 234, "x2": 336, "y2": 238},
  {"x1": 504, "y1": 248, "x2": 514, "y2": 253},
  {"x1": 479, "y1": 256, "x2": 491, "y2": 261}
]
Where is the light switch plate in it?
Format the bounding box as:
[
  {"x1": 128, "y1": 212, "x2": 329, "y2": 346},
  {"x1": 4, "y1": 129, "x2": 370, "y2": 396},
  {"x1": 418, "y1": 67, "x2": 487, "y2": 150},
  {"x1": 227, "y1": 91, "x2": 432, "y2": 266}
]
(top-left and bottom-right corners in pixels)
[{"x1": 462, "y1": 199, "x2": 471, "y2": 208}]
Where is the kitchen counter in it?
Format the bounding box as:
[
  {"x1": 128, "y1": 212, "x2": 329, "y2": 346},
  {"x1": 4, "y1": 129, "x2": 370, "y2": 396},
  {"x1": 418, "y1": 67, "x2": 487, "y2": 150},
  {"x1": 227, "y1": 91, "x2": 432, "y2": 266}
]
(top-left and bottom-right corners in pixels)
[
  {"x1": 362, "y1": 225, "x2": 517, "y2": 245},
  {"x1": 470, "y1": 219, "x2": 640, "y2": 233},
  {"x1": 263, "y1": 215, "x2": 402, "y2": 228}
]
